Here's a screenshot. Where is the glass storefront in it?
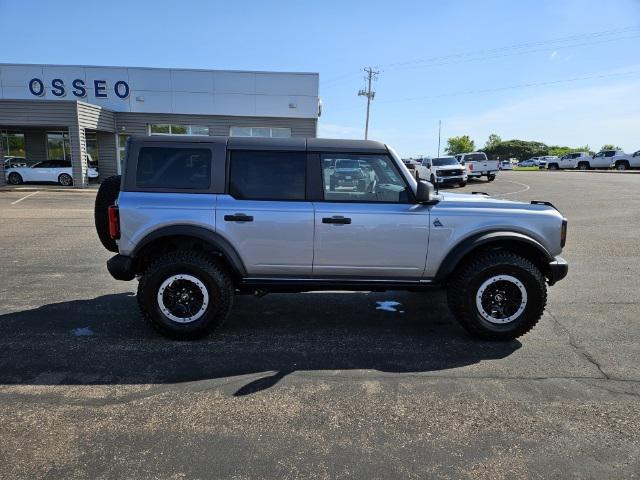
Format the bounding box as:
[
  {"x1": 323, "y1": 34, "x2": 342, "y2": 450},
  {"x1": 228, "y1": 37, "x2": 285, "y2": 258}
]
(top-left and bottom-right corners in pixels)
[
  {"x1": 1, "y1": 131, "x2": 26, "y2": 158},
  {"x1": 85, "y1": 131, "x2": 99, "y2": 167},
  {"x1": 47, "y1": 132, "x2": 71, "y2": 160}
]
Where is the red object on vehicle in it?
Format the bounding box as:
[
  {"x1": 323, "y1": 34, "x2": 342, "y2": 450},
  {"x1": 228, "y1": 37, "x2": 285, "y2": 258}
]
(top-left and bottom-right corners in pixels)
[
  {"x1": 108, "y1": 205, "x2": 120, "y2": 240},
  {"x1": 468, "y1": 163, "x2": 474, "y2": 170}
]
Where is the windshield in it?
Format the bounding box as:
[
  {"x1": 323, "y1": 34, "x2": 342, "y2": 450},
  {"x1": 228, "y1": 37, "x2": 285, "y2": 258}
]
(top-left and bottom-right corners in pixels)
[
  {"x1": 432, "y1": 157, "x2": 459, "y2": 166},
  {"x1": 335, "y1": 159, "x2": 360, "y2": 169}
]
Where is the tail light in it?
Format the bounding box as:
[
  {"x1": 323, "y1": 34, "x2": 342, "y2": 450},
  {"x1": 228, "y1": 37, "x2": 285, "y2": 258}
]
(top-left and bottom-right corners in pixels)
[
  {"x1": 468, "y1": 163, "x2": 474, "y2": 170},
  {"x1": 108, "y1": 205, "x2": 120, "y2": 240},
  {"x1": 561, "y1": 219, "x2": 567, "y2": 248}
]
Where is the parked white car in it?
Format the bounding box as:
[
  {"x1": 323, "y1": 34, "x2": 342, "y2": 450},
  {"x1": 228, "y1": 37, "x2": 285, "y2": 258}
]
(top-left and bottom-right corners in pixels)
[
  {"x1": 499, "y1": 160, "x2": 513, "y2": 170},
  {"x1": 611, "y1": 150, "x2": 640, "y2": 170},
  {"x1": 5, "y1": 160, "x2": 98, "y2": 186},
  {"x1": 414, "y1": 156, "x2": 467, "y2": 187},
  {"x1": 572, "y1": 151, "x2": 616, "y2": 170},
  {"x1": 455, "y1": 152, "x2": 498, "y2": 181}
]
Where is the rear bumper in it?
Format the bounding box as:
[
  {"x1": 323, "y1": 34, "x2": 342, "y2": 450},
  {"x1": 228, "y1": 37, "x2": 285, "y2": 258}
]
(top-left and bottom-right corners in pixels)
[
  {"x1": 547, "y1": 256, "x2": 568, "y2": 285},
  {"x1": 107, "y1": 254, "x2": 136, "y2": 281}
]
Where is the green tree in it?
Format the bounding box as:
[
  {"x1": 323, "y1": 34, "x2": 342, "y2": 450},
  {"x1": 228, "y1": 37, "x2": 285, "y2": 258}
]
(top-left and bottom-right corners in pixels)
[
  {"x1": 446, "y1": 135, "x2": 475, "y2": 155},
  {"x1": 484, "y1": 133, "x2": 502, "y2": 150},
  {"x1": 482, "y1": 139, "x2": 548, "y2": 161},
  {"x1": 601, "y1": 144, "x2": 620, "y2": 151}
]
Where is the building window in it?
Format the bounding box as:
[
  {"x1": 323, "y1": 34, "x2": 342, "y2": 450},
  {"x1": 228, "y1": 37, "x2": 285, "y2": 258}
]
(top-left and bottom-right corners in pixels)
[
  {"x1": 1, "y1": 131, "x2": 26, "y2": 158},
  {"x1": 47, "y1": 132, "x2": 71, "y2": 160},
  {"x1": 118, "y1": 134, "x2": 130, "y2": 173},
  {"x1": 85, "y1": 131, "x2": 99, "y2": 166},
  {"x1": 149, "y1": 124, "x2": 210, "y2": 136},
  {"x1": 229, "y1": 127, "x2": 292, "y2": 138}
]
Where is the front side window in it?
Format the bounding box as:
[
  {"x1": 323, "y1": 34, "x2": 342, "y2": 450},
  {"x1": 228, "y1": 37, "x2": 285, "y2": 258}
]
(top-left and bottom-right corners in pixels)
[
  {"x1": 229, "y1": 150, "x2": 306, "y2": 200},
  {"x1": 229, "y1": 126, "x2": 292, "y2": 138},
  {"x1": 321, "y1": 153, "x2": 410, "y2": 203},
  {"x1": 136, "y1": 147, "x2": 212, "y2": 190}
]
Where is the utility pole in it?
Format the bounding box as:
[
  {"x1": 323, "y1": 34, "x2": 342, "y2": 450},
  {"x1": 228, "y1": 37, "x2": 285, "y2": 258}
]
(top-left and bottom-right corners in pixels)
[
  {"x1": 437, "y1": 120, "x2": 442, "y2": 158},
  {"x1": 358, "y1": 67, "x2": 379, "y2": 140}
]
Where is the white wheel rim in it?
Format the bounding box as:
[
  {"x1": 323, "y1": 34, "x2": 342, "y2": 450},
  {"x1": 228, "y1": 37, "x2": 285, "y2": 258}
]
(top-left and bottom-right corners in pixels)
[
  {"x1": 157, "y1": 274, "x2": 209, "y2": 323},
  {"x1": 475, "y1": 274, "x2": 528, "y2": 324}
]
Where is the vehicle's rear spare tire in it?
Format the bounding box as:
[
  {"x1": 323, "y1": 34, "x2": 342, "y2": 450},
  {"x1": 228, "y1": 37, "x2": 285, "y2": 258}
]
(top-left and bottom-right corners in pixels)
[
  {"x1": 447, "y1": 251, "x2": 547, "y2": 340},
  {"x1": 137, "y1": 251, "x2": 234, "y2": 340},
  {"x1": 94, "y1": 175, "x2": 121, "y2": 252}
]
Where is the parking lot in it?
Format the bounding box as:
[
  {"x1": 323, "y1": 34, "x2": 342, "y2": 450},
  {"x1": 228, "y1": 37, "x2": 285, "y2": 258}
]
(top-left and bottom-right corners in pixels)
[{"x1": 0, "y1": 171, "x2": 639, "y2": 478}]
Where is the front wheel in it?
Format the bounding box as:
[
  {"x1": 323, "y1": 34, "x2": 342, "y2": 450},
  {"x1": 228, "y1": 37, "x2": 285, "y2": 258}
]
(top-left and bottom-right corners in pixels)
[
  {"x1": 447, "y1": 251, "x2": 547, "y2": 340},
  {"x1": 8, "y1": 172, "x2": 23, "y2": 185},
  {"x1": 58, "y1": 173, "x2": 73, "y2": 186},
  {"x1": 458, "y1": 181, "x2": 467, "y2": 187},
  {"x1": 137, "y1": 251, "x2": 234, "y2": 340}
]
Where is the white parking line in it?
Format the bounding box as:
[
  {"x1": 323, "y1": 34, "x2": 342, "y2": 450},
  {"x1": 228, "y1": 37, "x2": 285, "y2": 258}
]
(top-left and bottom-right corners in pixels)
[
  {"x1": 10, "y1": 191, "x2": 39, "y2": 205},
  {"x1": 491, "y1": 179, "x2": 530, "y2": 197}
]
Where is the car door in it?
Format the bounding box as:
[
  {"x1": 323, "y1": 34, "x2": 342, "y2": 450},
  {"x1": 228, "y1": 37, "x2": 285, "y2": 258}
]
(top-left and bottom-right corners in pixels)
[
  {"x1": 216, "y1": 148, "x2": 315, "y2": 276},
  {"x1": 312, "y1": 152, "x2": 430, "y2": 278},
  {"x1": 27, "y1": 161, "x2": 50, "y2": 181},
  {"x1": 592, "y1": 151, "x2": 613, "y2": 168}
]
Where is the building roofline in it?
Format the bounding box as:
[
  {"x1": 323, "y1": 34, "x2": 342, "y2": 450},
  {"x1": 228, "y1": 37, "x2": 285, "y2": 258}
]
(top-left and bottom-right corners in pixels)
[{"x1": 0, "y1": 62, "x2": 319, "y2": 77}]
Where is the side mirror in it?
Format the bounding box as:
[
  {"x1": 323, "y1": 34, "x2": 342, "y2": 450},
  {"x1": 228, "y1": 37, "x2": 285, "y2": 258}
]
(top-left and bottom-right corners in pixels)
[{"x1": 416, "y1": 180, "x2": 438, "y2": 204}]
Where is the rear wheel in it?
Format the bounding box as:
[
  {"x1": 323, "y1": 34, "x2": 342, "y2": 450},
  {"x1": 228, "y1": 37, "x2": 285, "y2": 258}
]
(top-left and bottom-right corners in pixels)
[
  {"x1": 137, "y1": 251, "x2": 234, "y2": 340},
  {"x1": 447, "y1": 251, "x2": 547, "y2": 340},
  {"x1": 459, "y1": 181, "x2": 467, "y2": 187},
  {"x1": 58, "y1": 173, "x2": 73, "y2": 186},
  {"x1": 548, "y1": 163, "x2": 559, "y2": 170},
  {"x1": 615, "y1": 161, "x2": 629, "y2": 171},
  {"x1": 487, "y1": 174, "x2": 496, "y2": 182},
  {"x1": 7, "y1": 172, "x2": 23, "y2": 185},
  {"x1": 577, "y1": 162, "x2": 589, "y2": 170}
]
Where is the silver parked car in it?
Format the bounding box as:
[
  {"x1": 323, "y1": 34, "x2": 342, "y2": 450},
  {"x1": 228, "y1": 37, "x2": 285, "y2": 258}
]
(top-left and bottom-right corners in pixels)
[{"x1": 94, "y1": 136, "x2": 568, "y2": 341}]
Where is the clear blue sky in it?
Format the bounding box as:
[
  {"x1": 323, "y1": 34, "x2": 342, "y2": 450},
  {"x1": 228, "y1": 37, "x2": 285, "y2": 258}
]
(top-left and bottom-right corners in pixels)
[{"x1": 1, "y1": 0, "x2": 639, "y2": 156}]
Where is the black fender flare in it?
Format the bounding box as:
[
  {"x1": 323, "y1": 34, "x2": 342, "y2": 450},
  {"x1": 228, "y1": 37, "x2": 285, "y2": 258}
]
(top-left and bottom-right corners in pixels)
[
  {"x1": 434, "y1": 231, "x2": 553, "y2": 282},
  {"x1": 132, "y1": 225, "x2": 247, "y2": 277}
]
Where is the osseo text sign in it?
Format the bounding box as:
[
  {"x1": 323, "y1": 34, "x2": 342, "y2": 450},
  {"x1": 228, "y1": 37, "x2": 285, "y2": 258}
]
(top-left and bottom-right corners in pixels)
[{"x1": 28, "y1": 77, "x2": 130, "y2": 99}]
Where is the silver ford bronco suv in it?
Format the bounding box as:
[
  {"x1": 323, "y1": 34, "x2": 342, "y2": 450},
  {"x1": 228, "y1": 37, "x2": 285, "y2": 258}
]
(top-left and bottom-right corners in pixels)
[{"x1": 94, "y1": 136, "x2": 568, "y2": 340}]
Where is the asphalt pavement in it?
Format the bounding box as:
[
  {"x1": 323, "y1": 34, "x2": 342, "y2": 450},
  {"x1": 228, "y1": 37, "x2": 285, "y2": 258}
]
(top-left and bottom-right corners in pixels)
[{"x1": 0, "y1": 172, "x2": 638, "y2": 479}]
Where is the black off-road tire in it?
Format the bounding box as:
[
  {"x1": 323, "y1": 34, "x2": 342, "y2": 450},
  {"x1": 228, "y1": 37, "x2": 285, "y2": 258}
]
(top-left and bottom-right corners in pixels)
[
  {"x1": 459, "y1": 181, "x2": 467, "y2": 188},
  {"x1": 7, "y1": 172, "x2": 23, "y2": 185},
  {"x1": 94, "y1": 175, "x2": 121, "y2": 252},
  {"x1": 577, "y1": 162, "x2": 589, "y2": 170},
  {"x1": 487, "y1": 174, "x2": 496, "y2": 182},
  {"x1": 137, "y1": 250, "x2": 234, "y2": 340},
  {"x1": 447, "y1": 251, "x2": 547, "y2": 341},
  {"x1": 548, "y1": 163, "x2": 559, "y2": 170}
]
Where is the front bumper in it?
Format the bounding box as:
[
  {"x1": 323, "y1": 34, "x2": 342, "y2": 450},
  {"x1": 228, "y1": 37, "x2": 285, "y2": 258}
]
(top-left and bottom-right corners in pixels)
[
  {"x1": 547, "y1": 256, "x2": 568, "y2": 285},
  {"x1": 436, "y1": 175, "x2": 467, "y2": 184},
  {"x1": 107, "y1": 254, "x2": 136, "y2": 281}
]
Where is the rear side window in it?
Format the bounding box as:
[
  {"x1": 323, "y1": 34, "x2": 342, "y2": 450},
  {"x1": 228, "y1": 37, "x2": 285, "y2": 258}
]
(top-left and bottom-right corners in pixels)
[
  {"x1": 229, "y1": 150, "x2": 306, "y2": 200},
  {"x1": 136, "y1": 147, "x2": 212, "y2": 189}
]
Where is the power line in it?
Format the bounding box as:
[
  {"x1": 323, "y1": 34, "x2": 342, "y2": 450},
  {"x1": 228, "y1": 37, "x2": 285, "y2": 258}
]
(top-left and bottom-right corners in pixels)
[
  {"x1": 320, "y1": 26, "x2": 639, "y2": 86},
  {"x1": 358, "y1": 67, "x2": 379, "y2": 139}
]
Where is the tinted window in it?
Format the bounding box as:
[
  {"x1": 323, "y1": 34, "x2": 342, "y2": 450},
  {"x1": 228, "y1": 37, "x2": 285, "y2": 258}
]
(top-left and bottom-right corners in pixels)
[
  {"x1": 464, "y1": 153, "x2": 487, "y2": 162},
  {"x1": 322, "y1": 153, "x2": 410, "y2": 203},
  {"x1": 229, "y1": 151, "x2": 306, "y2": 200},
  {"x1": 432, "y1": 157, "x2": 458, "y2": 166},
  {"x1": 136, "y1": 147, "x2": 211, "y2": 189}
]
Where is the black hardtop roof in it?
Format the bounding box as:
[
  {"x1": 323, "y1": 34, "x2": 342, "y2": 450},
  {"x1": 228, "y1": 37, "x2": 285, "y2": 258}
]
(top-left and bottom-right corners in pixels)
[{"x1": 130, "y1": 136, "x2": 388, "y2": 153}]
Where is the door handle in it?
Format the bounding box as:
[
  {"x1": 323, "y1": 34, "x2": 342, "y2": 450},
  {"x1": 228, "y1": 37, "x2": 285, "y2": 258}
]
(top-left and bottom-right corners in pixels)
[
  {"x1": 322, "y1": 216, "x2": 351, "y2": 225},
  {"x1": 224, "y1": 213, "x2": 254, "y2": 222}
]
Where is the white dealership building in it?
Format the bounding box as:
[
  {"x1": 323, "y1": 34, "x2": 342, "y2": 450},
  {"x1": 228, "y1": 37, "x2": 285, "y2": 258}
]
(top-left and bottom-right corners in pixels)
[{"x1": 0, "y1": 63, "x2": 320, "y2": 187}]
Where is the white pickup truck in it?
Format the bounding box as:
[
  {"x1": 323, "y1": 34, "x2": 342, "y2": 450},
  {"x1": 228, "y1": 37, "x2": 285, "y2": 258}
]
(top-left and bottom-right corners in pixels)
[
  {"x1": 455, "y1": 152, "x2": 498, "y2": 181},
  {"x1": 612, "y1": 150, "x2": 640, "y2": 170}
]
